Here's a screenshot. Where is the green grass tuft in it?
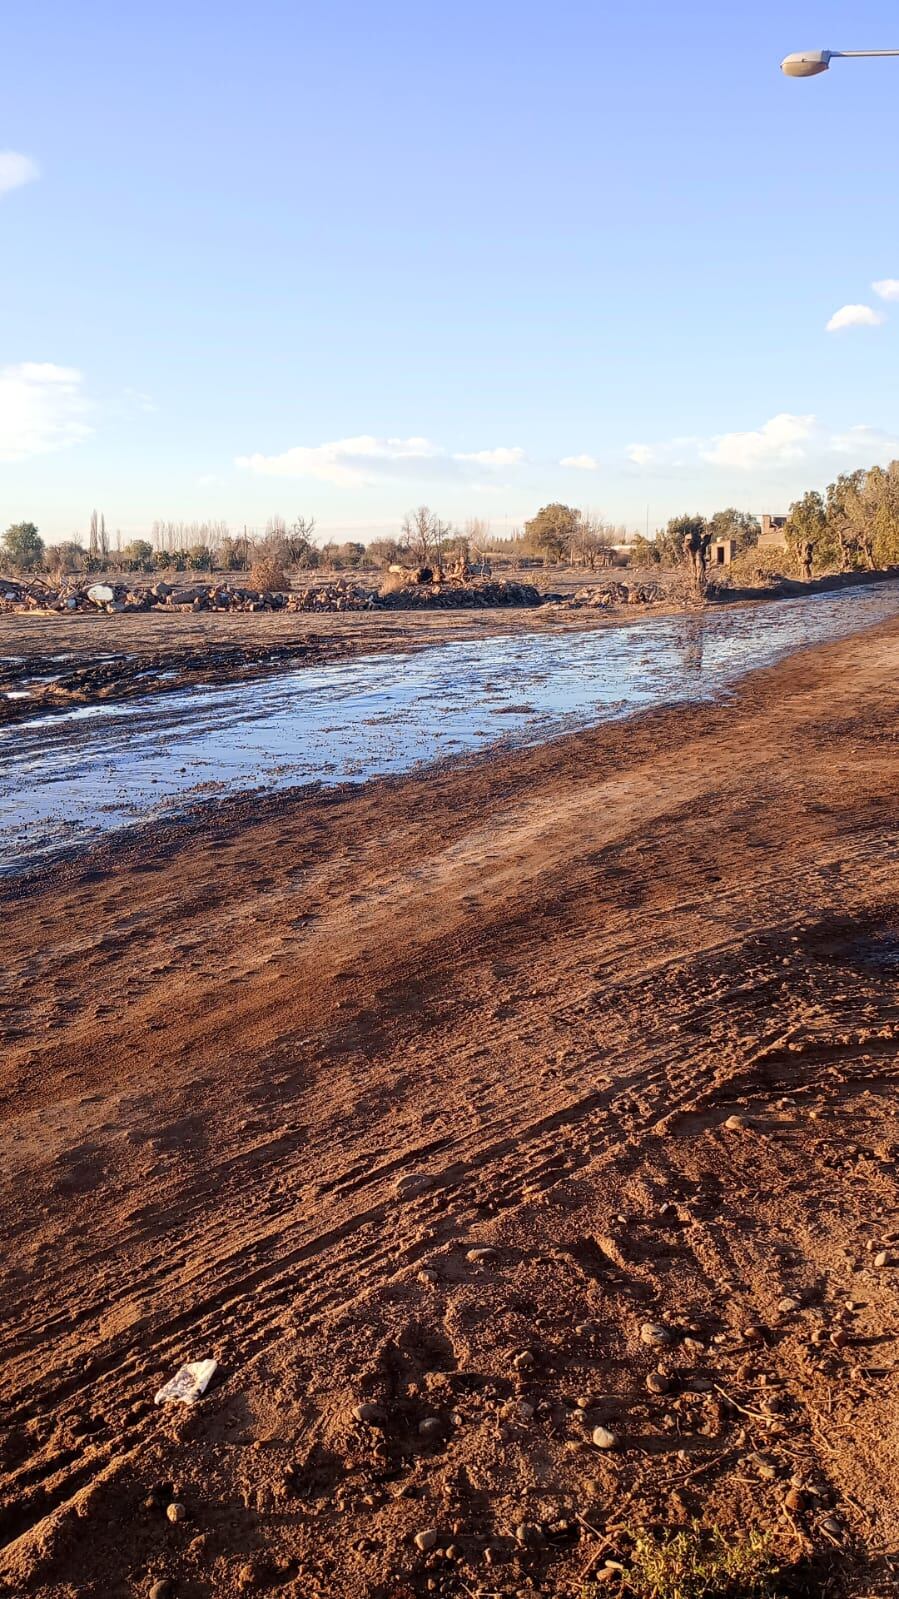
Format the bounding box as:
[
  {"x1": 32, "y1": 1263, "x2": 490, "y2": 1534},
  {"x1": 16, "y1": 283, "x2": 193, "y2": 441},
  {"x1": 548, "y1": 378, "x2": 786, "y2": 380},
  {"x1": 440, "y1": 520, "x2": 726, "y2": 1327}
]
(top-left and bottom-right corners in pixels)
[{"x1": 586, "y1": 1523, "x2": 779, "y2": 1599}]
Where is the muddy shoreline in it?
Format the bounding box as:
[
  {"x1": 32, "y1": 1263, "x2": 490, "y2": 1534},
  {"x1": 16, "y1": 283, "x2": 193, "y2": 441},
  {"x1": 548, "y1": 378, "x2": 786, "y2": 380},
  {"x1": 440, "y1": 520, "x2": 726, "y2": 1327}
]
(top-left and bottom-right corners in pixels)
[
  {"x1": 2, "y1": 614, "x2": 899, "y2": 1598},
  {"x1": 3, "y1": 566, "x2": 897, "y2": 726}
]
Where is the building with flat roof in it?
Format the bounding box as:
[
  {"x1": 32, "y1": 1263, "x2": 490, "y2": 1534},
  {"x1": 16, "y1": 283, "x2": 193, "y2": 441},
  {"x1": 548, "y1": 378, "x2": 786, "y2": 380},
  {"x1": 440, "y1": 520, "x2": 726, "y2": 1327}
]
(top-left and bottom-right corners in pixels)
[{"x1": 758, "y1": 514, "x2": 787, "y2": 548}]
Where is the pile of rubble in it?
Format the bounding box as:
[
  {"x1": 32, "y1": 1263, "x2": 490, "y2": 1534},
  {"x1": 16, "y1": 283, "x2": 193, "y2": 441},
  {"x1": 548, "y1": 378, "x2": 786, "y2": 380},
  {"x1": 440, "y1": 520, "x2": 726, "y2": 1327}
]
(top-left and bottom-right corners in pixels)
[
  {"x1": 379, "y1": 578, "x2": 542, "y2": 610},
  {"x1": 1, "y1": 574, "x2": 543, "y2": 615},
  {"x1": 0, "y1": 576, "x2": 377, "y2": 615},
  {"x1": 566, "y1": 580, "x2": 663, "y2": 608}
]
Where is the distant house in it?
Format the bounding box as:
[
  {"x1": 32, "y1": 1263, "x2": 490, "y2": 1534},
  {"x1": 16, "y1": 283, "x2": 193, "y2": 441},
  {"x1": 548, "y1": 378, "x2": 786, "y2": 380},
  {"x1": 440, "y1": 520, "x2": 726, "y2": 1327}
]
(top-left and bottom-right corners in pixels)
[
  {"x1": 709, "y1": 537, "x2": 737, "y2": 567},
  {"x1": 758, "y1": 514, "x2": 788, "y2": 549}
]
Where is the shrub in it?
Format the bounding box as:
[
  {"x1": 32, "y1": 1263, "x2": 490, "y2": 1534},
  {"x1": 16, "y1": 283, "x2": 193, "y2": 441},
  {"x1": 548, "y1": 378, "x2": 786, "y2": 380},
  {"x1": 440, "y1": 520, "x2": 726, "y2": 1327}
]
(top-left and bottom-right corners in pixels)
[
  {"x1": 249, "y1": 556, "x2": 288, "y2": 592},
  {"x1": 602, "y1": 1525, "x2": 777, "y2": 1599}
]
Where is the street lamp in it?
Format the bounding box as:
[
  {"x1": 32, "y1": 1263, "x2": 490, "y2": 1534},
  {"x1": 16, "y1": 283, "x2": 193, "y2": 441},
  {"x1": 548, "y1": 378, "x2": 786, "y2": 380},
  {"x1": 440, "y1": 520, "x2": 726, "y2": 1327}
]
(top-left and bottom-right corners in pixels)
[{"x1": 782, "y1": 49, "x2": 899, "y2": 78}]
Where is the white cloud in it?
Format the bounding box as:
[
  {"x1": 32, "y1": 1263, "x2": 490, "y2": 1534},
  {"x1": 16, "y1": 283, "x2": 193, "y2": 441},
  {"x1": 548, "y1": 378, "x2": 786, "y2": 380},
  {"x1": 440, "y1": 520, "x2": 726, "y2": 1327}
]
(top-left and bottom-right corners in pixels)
[
  {"x1": 0, "y1": 363, "x2": 92, "y2": 462},
  {"x1": 826, "y1": 303, "x2": 884, "y2": 332},
  {"x1": 0, "y1": 151, "x2": 39, "y2": 197},
  {"x1": 560, "y1": 453, "x2": 600, "y2": 471},
  {"x1": 626, "y1": 412, "x2": 899, "y2": 476},
  {"x1": 873, "y1": 278, "x2": 899, "y2": 302},
  {"x1": 237, "y1": 434, "x2": 525, "y2": 485},
  {"x1": 702, "y1": 412, "x2": 815, "y2": 469},
  {"x1": 453, "y1": 446, "x2": 525, "y2": 466}
]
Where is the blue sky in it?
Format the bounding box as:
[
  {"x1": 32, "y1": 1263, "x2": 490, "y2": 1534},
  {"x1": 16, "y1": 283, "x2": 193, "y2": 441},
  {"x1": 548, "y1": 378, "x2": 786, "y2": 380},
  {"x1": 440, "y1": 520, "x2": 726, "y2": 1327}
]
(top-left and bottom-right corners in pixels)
[{"x1": 4, "y1": 0, "x2": 899, "y2": 542}]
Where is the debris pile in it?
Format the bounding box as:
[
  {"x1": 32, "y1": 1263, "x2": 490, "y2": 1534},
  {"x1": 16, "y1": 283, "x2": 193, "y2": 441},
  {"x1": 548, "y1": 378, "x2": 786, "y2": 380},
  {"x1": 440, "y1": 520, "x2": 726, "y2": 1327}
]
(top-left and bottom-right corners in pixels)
[
  {"x1": 566, "y1": 580, "x2": 663, "y2": 608},
  {"x1": 378, "y1": 578, "x2": 542, "y2": 610},
  {"x1": 1, "y1": 574, "x2": 543, "y2": 615}
]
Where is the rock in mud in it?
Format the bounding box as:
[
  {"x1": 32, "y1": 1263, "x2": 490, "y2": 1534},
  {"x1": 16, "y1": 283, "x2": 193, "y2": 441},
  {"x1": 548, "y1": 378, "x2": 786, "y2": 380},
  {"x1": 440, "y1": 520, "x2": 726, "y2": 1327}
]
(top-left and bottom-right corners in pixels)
[
  {"x1": 353, "y1": 1402, "x2": 385, "y2": 1425},
  {"x1": 515, "y1": 1522, "x2": 545, "y2": 1547},
  {"x1": 395, "y1": 1173, "x2": 435, "y2": 1198},
  {"x1": 646, "y1": 1370, "x2": 671, "y2": 1394},
  {"x1": 149, "y1": 1583, "x2": 174, "y2": 1599},
  {"x1": 414, "y1": 1529, "x2": 439, "y2": 1551},
  {"x1": 166, "y1": 1501, "x2": 187, "y2": 1524},
  {"x1": 640, "y1": 1322, "x2": 674, "y2": 1347},
  {"x1": 591, "y1": 1426, "x2": 619, "y2": 1450},
  {"x1": 418, "y1": 1416, "x2": 445, "y2": 1440}
]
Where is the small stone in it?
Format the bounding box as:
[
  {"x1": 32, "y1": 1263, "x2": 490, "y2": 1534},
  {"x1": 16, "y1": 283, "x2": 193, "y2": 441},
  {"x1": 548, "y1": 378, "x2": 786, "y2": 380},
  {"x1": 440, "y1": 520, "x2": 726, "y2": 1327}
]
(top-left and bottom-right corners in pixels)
[
  {"x1": 467, "y1": 1247, "x2": 498, "y2": 1264},
  {"x1": 419, "y1": 1268, "x2": 438, "y2": 1284},
  {"x1": 640, "y1": 1322, "x2": 673, "y2": 1347},
  {"x1": 777, "y1": 1296, "x2": 801, "y2": 1314},
  {"x1": 873, "y1": 1251, "x2": 890, "y2": 1268},
  {"x1": 724, "y1": 1114, "x2": 748, "y2": 1131},
  {"x1": 513, "y1": 1350, "x2": 536, "y2": 1370},
  {"x1": 591, "y1": 1426, "x2": 618, "y2": 1450},
  {"x1": 645, "y1": 1370, "x2": 670, "y2": 1395},
  {"x1": 821, "y1": 1515, "x2": 844, "y2": 1537},
  {"x1": 395, "y1": 1173, "x2": 434, "y2": 1198},
  {"x1": 418, "y1": 1416, "x2": 444, "y2": 1440},
  {"x1": 414, "y1": 1529, "x2": 439, "y2": 1552},
  {"x1": 149, "y1": 1583, "x2": 174, "y2": 1599},
  {"x1": 742, "y1": 1324, "x2": 765, "y2": 1343},
  {"x1": 515, "y1": 1522, "x2": 545, "y2": 1547},
  {"x1": 784, "y1": 1487, "x2": 805, "y2": 1513},
  {"x1": 446, "y1": 1543, "x2": 462, "y2": 1560},
  {"x1": 353, "y1": 1402, "x2": 385, "y2": 1425},
  {"x1": 166, "y1": 1501, "x2": 187, "y2": 1524}
]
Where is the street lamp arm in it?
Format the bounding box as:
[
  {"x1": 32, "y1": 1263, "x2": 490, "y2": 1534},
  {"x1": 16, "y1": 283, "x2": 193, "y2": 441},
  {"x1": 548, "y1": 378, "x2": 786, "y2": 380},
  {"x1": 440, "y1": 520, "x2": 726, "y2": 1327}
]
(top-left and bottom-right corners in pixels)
[{"x1": 831, "y1": 49, "x2": 899, "y2": 58}]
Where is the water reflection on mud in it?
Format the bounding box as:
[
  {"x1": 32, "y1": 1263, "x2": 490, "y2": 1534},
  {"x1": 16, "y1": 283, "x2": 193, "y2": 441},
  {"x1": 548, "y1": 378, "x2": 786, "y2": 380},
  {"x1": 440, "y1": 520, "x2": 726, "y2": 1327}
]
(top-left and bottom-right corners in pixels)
[{"x1": 2, "y1": 583, "x2": 897, "y2": 871}]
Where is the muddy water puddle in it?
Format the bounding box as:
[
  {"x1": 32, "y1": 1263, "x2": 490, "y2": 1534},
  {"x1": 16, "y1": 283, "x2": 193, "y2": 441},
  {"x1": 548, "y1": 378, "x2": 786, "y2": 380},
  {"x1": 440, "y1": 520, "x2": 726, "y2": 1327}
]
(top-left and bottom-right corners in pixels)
[{"x1": 2, "y1": 583, "x2": 898, "y2": 871}]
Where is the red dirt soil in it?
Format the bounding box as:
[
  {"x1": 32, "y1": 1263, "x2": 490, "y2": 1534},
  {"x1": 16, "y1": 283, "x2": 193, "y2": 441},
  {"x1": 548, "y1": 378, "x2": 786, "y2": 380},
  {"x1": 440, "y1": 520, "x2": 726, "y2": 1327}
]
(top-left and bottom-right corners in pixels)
[{"x1": 1, "y1": 621, "x2": 899, "y2": 1598}]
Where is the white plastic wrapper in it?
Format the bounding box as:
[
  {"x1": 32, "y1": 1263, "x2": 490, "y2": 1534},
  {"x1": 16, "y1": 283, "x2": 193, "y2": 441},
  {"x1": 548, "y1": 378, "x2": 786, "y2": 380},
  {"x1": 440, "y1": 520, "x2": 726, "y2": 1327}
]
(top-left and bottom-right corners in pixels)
[{"x1": 154, "y1": 1359, "x2": 218, "y2": 1406}]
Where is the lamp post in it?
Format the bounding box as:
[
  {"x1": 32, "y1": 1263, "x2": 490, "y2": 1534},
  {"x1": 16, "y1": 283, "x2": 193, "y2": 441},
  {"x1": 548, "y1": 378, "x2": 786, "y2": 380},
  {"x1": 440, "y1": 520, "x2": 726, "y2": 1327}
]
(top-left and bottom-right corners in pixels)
[{"x1": 782, "y1": 49, "x2": 899, "y2": 78}]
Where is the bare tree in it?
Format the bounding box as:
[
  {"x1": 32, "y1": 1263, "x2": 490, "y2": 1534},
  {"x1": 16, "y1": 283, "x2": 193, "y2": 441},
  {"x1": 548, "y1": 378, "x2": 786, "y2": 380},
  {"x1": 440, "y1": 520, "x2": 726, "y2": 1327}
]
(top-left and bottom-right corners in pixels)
[
  {"x1": 88, "y1": 508, "x2": 99, "y2": 562},
  {"x1": 400, "y1": 505, "x2": 452, "y2": 572},
  {"x1": 99, "y1": 513, "x2": 109, "y2": 562},
  {"x1": 575, "y1": 512, "x2": 616, "y2": 570}
]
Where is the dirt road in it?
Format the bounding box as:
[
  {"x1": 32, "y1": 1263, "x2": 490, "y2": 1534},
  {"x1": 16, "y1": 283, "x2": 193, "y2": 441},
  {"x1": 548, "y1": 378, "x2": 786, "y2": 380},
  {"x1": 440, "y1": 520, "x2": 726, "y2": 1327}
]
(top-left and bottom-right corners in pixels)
[{"x1": 2, "y1": 620, "x2": 898, "y2": 1597}]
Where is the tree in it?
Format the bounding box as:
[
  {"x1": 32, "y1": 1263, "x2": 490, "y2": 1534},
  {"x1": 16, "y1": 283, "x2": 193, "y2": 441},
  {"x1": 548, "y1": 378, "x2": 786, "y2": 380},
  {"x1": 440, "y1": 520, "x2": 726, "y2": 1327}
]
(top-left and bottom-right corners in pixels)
[
  {"x1": 286, "y1": 516, "x2": 318, "y2": 566},
  {"x1": 3, "y1": 521, "x2": 44, "y2": 571},
  {"x1": 706, "y1": 508, "x2": 760, "y2": 552},
  {"x1": 573, "y1": 513, "x2": 616, "y2": 570},
  {"x1": 523, "y1": 503, "x2": 581, "y2": 563},
  {"x1": 655, "y1": 514, "x2": 706, "y2": 567},
  {"x1": 785, "y1": 491, "x2": 826, "y2": 580},
  {"x1": 99, "y1": 512, "x2": 109, "y2": 562},
  {"x1": 122, "y1": 539, "x2": 154, "y2": 571},
  {"x1": 88, "y1": 509, "x2": 99, "y2": 564},
  {"x1": 825, "y1": 471, "x2": 867, "y2": 570},
  {"x1": 367, "y1": 536, "x2": 403, "y2": 568},
  {"x1": 400, "y1": 505, "x2": 452, "y2": 570},
  {"x1": 45, "y1": 539, "x2": 86, "y2": 575}
]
